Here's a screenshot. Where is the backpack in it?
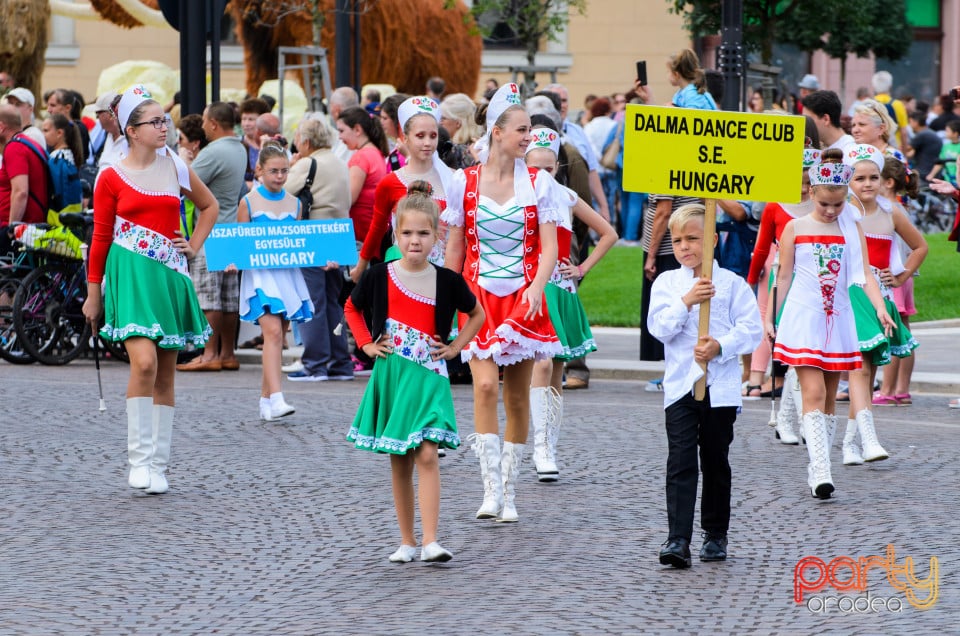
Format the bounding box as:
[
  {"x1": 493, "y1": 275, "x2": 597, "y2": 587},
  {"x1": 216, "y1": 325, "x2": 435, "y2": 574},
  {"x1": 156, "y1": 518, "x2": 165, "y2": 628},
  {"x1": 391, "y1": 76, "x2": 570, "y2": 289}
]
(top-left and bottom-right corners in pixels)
[
  {"x1": 7, "y1": 135, "x2": 59, "y2": 222},
  {"x1": 48, "y1": 150, "x2": 83, "y2": 212}
]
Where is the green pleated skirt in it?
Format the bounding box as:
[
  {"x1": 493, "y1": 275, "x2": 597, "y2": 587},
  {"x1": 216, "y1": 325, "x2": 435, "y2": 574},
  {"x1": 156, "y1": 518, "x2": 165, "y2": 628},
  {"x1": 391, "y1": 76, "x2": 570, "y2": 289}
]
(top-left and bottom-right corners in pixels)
[
  {"x1": 849, "y1": 285, "x2": 917, "y2": 366},
  {"x1": 545, "y1": 282, "x2": 596, "y2": 361},
  {"x1": 347, "y1": 353, "x2": 460, "y2": 454},
  {"x1": 99, "y1": 245, "x2": 211, "y2": 349}
]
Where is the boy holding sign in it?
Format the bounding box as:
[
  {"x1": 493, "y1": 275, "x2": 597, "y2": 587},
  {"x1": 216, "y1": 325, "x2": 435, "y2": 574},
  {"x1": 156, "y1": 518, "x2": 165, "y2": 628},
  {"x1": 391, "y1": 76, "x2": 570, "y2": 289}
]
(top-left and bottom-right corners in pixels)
[{"x1": 647, "y1": 204, "x2": 761, "y2": 568}]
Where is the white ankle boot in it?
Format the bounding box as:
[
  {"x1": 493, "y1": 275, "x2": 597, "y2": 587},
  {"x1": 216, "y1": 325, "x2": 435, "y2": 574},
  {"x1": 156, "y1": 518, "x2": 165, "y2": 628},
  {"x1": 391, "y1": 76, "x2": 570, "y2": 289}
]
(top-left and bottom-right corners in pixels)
[
  {"x1": 126, "y1": 397, "x2": 154, "y2": 489},
  {"x1": 773, "y1": 376, "x2": 800, "y2": 444},
  {"x1": 802, "y1": 410, "x2": 834, "y2": 499},
  {"x1": 856, "y1": 409, "x2": 889, "y2": 462},
  {"x1": 497, "y1": 442, "x2": 525, "y2": 523},
  {"x1": 842, "y1": 418, "x2": 864, "y2": 465},
  {"x1": 146, "y1": 405, "x2": 173, "y2": 494},
  {"x1": 469, "y1": 433, "x2": 502, "y2": 519},
  {"x1": 530, "y1": 387, "x2": 561, "y2": 481},
  {"x1": 268, "y1": 392, "x2": 295, "y2": 420}
]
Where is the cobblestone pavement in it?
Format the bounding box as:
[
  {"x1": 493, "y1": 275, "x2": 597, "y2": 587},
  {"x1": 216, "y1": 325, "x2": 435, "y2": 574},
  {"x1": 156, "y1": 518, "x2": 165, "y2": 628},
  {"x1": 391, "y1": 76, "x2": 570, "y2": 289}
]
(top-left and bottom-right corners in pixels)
[{"x1": 2, "y1": 360, "x2": 957, "y2": 635}]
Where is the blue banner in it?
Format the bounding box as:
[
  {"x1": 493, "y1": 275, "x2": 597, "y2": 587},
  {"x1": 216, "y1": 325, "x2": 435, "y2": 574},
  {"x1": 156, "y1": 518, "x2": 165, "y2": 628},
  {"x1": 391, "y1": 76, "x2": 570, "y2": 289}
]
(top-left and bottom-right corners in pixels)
[{"x1": 204, "y1": 219, "x2": 358, "y2": 271}]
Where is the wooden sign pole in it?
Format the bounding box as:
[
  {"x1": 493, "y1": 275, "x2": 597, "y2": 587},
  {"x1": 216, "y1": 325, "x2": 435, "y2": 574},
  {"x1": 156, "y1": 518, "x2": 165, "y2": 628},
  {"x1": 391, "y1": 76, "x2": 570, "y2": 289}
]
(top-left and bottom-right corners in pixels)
[{"x1": 693, "y1": 198, "x2": 717, "y2": 401}]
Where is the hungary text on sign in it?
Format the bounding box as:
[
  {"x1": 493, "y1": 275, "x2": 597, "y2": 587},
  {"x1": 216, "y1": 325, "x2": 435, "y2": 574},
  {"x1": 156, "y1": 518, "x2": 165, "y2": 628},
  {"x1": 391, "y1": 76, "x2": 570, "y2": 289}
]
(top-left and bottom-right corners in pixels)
[
  {"x1": 622, "y1": 105, "x2": 806, "y2": 203},
  {"x1": 203, "y1": 219, "x2": 358, "y2": 271}
]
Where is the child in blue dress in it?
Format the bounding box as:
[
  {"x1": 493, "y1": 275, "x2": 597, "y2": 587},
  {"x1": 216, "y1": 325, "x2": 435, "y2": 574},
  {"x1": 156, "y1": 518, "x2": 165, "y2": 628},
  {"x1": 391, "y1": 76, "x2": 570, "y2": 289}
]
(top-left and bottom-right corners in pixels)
[
  {"x1": 237, "y1": 142, "x2": 314, "y2": 421},
  {"x1": 345, "y1": 181, "x2": 484, "y2": 563}
]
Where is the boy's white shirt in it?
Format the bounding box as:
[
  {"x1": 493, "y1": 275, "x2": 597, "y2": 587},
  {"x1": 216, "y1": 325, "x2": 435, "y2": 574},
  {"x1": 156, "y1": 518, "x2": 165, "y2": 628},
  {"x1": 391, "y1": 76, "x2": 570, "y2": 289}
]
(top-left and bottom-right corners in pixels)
[{"x1": 648, "y1": 261, "x2": 762, "y2": 409}]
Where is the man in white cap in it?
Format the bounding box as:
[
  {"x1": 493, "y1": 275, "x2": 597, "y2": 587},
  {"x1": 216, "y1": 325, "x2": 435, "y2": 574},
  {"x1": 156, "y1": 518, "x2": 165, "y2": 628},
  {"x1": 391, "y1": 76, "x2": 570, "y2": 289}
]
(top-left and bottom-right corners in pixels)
[
  {"x1": 86, "y1": 91, "x2": 122, "y2": 183},
  {"x1": 2, "y1": 87, "x2": 43, "y2": 147}
]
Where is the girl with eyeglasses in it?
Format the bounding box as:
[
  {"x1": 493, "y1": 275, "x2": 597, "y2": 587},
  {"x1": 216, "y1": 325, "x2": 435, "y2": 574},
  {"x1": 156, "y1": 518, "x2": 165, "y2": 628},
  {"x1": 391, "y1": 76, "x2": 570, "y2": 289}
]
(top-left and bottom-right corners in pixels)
[
  {"x1": 83, "y1": 85, "x2": 219, "y2": 495},
  {"x1": 235, "y1": 142, "x2": 314, "y2": 421}
]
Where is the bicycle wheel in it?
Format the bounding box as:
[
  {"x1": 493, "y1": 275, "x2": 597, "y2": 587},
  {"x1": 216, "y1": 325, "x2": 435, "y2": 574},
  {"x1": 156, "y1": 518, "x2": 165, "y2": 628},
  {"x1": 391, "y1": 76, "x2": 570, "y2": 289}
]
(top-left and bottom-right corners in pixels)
[
  {"x1": 99, "y1": 334, "x2": 130, "y2": 364},
  {"x1": 13, "y1": 263, "x2": 90, "y2": 365},
  {"x1": 0, "y1": 276, "x2": 35, "y2": 364}
]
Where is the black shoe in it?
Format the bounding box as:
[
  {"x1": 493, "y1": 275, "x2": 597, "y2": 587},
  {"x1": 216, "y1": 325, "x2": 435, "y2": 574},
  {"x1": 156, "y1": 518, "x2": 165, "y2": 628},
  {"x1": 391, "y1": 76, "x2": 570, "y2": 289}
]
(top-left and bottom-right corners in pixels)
[
  {"x1": 659, "y1": 538, "x2": 692, "y2": 569},
  {"x1": 699, "y1": 533, "x2": 728, "y2": 562}
]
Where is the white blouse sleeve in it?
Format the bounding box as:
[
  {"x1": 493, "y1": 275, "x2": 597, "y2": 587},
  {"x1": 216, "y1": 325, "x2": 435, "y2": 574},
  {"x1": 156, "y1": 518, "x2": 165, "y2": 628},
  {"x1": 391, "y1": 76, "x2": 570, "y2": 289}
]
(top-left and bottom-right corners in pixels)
[
  {"x1": 533, "y1": 170, "x2": 573, "y2": 225},
  {"x1": 439, "y1": 169, "x2": 467, "y2": 227}
]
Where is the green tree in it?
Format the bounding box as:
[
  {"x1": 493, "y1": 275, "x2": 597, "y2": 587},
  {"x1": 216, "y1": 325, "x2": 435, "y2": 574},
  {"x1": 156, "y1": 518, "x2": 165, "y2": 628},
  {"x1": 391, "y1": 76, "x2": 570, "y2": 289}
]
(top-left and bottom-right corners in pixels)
[
  {"x1": 666, "y1": 0, "x2": 804, "y2": 64},
  {"x1": 447, "y1": 0, "x2": 588, "y2": 94},
  {"x1": 667, "y1": 0, "x2": 910, "y2": 76},
  {"x1": 778, "y1": 0, "x2": 911, "y2": 96}
]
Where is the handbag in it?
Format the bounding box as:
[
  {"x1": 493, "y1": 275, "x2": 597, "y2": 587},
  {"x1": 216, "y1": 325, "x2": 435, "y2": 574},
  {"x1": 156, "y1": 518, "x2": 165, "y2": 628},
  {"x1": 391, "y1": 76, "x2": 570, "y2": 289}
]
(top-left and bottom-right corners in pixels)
[
  {"x1": 296, "y1": 158, "x2": 317, "y2": 218},
  {"x1": 600, "y1": 125, "x2": 621, "y2": 171}
]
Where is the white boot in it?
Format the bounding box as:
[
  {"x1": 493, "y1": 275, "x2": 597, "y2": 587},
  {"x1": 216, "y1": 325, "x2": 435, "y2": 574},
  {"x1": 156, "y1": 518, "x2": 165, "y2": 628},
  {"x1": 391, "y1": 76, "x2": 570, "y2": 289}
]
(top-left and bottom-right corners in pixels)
[
  {"x1": 825, "y1": 413, "x2": 837, "y2": 450},
  {"x1": 469, "y1": 433, "x2": 502, "y2": 519},
  {"x1": 842, "y1": 418, "x2": 864, "y2": 465},
  {"x1": 269, "y1": 392, "x2": 295, "y2": 420},
  {"x1": 126, "y1": 397, "x2": 153, "y2": 489},
  {"x1": 802, "y1": 410, "x2": 834, "y2": 499},
  {"x1": 146, "y1": 405, "x2": 174, "y2": 494},
  {"x1": 774, "y1": 375, "x2": 800, "y2": 444},
  {"x1": 856, "y1": 409, "x2": 889, "y2": 462},
  {"x1": 545, "y1": 387, "x2": 563, "y2": 480},
  {"x1": 497, "y1": 441, "x2": 525, "y2": 523},
  {"x1": 530, "y1": 387, "x2": 559, "y2": 481}
]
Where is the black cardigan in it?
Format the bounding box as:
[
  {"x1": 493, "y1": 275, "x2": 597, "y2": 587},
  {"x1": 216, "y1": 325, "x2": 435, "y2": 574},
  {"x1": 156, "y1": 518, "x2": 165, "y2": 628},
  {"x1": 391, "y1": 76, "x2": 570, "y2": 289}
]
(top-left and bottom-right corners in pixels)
[{"x1": 350, "y1": 263, "x2": 477, "y2": 343}]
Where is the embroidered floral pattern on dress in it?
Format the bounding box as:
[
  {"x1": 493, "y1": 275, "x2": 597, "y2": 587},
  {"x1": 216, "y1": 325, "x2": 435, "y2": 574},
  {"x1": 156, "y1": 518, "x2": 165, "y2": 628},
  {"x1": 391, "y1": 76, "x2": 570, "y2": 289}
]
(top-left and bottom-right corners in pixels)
[
  {"x1": 385, "y1": 318, "x2": 447, "y2": 378},
  {"x1": 113, "y1": 216, "x2": 188, "y2": 276},
  {"x1": 347, "y1": 425, "x2": 460, "y2": 453},
  {"x1": 813, "y1": 241, "x2": 843, "y2": 317},
  {"x1": 549, "y1": 265, "x2": 577, "y2": 294}
]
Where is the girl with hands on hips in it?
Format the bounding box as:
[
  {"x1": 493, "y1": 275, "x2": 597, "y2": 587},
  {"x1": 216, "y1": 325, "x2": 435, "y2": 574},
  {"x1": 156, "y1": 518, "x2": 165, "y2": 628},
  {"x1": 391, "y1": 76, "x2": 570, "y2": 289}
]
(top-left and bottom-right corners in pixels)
[{"x1": 344, "y1": 182, "x2": 483, "y2": 564}]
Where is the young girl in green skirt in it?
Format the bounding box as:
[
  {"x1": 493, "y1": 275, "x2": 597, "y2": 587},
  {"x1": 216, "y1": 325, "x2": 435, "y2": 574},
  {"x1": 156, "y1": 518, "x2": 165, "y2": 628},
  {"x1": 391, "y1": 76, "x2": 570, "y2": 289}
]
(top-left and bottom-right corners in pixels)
[{"x1": 344, "y1": 181, "x2": 484, "y2": 563}]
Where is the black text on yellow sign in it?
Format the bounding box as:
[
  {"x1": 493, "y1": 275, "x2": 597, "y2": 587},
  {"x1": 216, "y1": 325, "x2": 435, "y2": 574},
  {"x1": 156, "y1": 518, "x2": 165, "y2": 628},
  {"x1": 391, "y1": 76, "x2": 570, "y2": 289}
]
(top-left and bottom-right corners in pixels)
[{"x1": 622, "y1": 105, "x2": 806, "y2": 203}]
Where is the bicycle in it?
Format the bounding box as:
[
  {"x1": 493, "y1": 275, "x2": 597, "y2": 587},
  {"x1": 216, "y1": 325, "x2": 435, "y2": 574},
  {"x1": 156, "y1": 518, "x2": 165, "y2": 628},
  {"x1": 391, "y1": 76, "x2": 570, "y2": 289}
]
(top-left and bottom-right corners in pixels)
[
  {"x1": 904, "y1": 187, "x2": 958, "y2": 234},
  {"x1": 0, "y1": 233, "x2": 46, "y2": 364},
  {"x1": 12, "y1": 213, "x2": 94, "y2": 365}
]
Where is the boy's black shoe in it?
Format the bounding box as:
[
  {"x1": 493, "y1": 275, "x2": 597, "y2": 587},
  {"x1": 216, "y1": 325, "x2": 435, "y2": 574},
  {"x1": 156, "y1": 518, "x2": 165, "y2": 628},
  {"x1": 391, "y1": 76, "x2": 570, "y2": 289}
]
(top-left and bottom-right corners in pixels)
[
  {"x1": 699, "y1": 533, "x2": 728, "y2": 562},
  {"x1": 659, "y1": 538, "x2": 692, "y2": 569}
]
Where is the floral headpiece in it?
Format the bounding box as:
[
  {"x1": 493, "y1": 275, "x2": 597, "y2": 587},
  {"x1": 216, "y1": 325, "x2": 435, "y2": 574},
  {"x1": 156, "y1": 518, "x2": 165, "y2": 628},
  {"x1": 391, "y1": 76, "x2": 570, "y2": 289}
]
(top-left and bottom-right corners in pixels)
[
  {"x1": 117, "y1": 84, "x2": 154, "y2": 131},
  {"x1": 884, "y1": 147, "x2": 912, "y2": 175},
  {"x1": 802, "y1": 148, "x2": 822, "y2": 169},
  {"x1": 526, "y1": 127, "x2": 561, "y2": 157},
  {"x1": 843, "y1": 144, "x2": 885, "y2": 172},
  {"x1": 397, "y1": 96, "x2": 441, "y2": 132},
  {"x1": 809, "y1": 161, "x2": 853, "y2": 186}
]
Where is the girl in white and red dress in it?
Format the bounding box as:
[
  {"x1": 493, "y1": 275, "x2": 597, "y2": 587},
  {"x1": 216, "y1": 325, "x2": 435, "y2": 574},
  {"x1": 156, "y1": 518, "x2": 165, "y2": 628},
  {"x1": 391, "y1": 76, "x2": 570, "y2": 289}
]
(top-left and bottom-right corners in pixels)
[
  {"x1": 746, "y1": 148, "x2": 819, "y2": 444},
  {"x1": 351, "y1": 96, "x2": 453, "y2": 282},
  {"x1": 236, "y1": 143, "x2": 314, "y2": 422},
  {"x1": 345, "y1": 182, "x2": 484, "y2": 563},
  {"x1": 766, "y1": 148, "x2": 893, "y2": 500},
  {"x1": 443, "y1": 83, "x2": 567, "y2": 523},
  {"x1": 841, "y1": 147, "x2": 926, "y2": 465},
  {"x1": 83, "y1": 85, "x2": 219, "y2": 495},
  {"x1": 524, "y1": 128, "x2": 618, "y2": 482}
]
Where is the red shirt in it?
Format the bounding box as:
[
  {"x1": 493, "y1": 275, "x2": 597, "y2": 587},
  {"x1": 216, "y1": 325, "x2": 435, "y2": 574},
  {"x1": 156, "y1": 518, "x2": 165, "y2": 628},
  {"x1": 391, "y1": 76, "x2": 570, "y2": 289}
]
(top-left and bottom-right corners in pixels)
[
  {"x1": 747, "y1": 202, "x2": 796, "y2": 285},
  {"x1": 0, "y1": 134, "x2": 49, "y2": 225},
  {"x1": 348, "y1": 145, "x2": 387, "y2": 242}
]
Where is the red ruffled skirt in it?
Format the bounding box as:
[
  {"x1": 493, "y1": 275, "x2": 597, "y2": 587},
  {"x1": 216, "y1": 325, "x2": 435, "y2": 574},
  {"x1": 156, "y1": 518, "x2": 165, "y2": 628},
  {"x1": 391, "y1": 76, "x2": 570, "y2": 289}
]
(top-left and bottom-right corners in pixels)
[{"x1": 461, "y1": 281, "x2": 562, "y2": 366}]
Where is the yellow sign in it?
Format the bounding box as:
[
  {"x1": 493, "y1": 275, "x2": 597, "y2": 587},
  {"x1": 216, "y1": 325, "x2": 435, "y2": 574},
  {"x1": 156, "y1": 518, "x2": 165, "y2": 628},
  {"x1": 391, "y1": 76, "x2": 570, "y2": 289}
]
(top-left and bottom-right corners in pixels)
[{"x1": 622, "y1": 105, "x2": 806, "y2": 203}]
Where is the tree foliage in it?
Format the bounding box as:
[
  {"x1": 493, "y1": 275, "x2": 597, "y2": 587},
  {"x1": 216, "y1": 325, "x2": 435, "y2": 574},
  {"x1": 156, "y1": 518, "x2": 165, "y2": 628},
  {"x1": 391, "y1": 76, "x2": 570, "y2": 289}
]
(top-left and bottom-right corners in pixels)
[
  {"x1": 448, "y1": 0, "x2": 588, "y2": 67},
  {"x1": 667, "y1": 0, "x2": 911, "y2": 66}
]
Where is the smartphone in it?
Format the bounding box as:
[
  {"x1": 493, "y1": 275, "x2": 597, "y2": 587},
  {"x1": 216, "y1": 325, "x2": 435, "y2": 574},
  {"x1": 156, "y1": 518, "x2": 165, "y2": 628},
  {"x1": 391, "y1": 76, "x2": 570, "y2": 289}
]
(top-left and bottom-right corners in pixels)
[{"x1": 636, "y1": 60, "x2": 647, "y2": 86}]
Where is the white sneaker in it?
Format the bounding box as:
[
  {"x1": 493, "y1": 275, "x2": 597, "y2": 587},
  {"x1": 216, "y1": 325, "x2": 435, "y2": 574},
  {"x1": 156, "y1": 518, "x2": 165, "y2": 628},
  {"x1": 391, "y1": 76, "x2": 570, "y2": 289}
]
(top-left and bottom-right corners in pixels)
[
  {"x1": 281, "y1": 359, "x2": 304, "y2": 373},
  {"x1": 420, "y1": 542, "x2": 453, "y2": 562},
  {"x1": 389, "y1": 544, "x2": 417, "y2": 563}
]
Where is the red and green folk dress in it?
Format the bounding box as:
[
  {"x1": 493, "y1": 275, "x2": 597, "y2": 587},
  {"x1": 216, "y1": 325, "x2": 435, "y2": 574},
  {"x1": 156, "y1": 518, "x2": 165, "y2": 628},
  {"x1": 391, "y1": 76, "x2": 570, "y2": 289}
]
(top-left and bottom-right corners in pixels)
[
  {"x1": 849, "y1": 197, "x2": 917, "y2": 366},
  {"x1": 441, "y1": 164, "x2": 566, "y2": 366},
  {"x1": 344, "y1": 262, "x2": 477, "y2": 454},
  {"x1": 89, "y1": 156, "x2": 210, "y2": 348},
  {"x1": 544, "y1": 190, "x2": 597, "y2": 360}
]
